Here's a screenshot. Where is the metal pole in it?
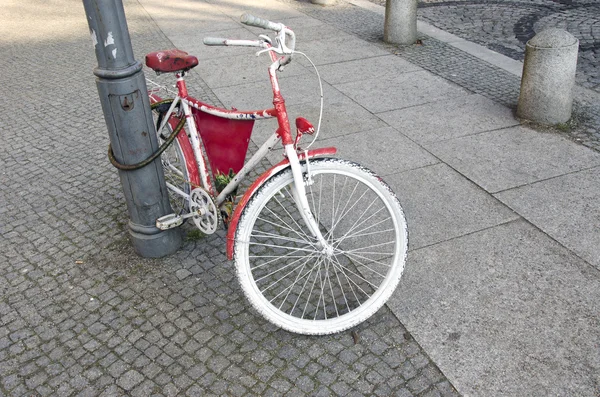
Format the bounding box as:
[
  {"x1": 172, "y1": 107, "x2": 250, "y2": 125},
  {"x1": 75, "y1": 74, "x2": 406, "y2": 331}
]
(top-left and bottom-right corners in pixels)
[{"x1": 82, "y1": 0, "x2": 182, "y2": 257}]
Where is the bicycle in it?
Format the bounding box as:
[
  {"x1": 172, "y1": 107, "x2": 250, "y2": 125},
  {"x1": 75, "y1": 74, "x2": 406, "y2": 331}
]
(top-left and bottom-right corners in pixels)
[{"x1": 142, "y1": 14, "x2": 408, "y2": 335}]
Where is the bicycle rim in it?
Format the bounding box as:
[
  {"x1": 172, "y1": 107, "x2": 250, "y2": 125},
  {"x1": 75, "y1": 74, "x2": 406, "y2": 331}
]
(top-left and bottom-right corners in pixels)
[
  {"x1": 234, "y1": 158, "x2": 408, "y2": 335},
  {"x1": 152, "y1": 102, "x2": 190, "y2": 214}
]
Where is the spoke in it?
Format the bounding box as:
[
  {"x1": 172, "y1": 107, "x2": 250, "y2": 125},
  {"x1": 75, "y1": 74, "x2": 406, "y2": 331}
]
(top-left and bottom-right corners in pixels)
[
  {"x1": 315, "y1": 261, "x2": 328, "y2": 320},
  {"x1": 331, "y1": 257, "x2": 380, "y2": 291},
  {"x1": 302, "y1": 257, "x2": 324, "y2": 319},
  {"x1": 327, "y1": 180, "x2": 363, "y2": 238},
  {"x1": 331, "y1": 256, "x2": 350, "y2": 314},
  {"x1": 325, "y1": 258, "x2": 340, "y2": 317},
  {"x1": 342, "y1": 249, "x2": 394, "y2": 267},
  {"x1": 289, "y1": 258, "x2": 321, "y2": 318},
  {"x1": 262, "y1": 204, "x2": 313, "y2": 246},
  {"x1": 256, "y1": 252, "x2": 317, "y2": 285},
  {"x1": 290, "y1": 257, "x2": 322, "y2": 316},
  {"x1": 250, "y1": 249, "x2": 311, "y2": 271},
  {"x1": 326, "y1": 184, "x2": 371, "y2": 241},
  {"x1": 241, "y1": 241, "x2": 318, "y2": 254},
  {"x1": 331, "y1": 175, "x2": 350, "y2": 235},
  {"x1": 337, "y1": 240, "x2": 395, "y2": 254},
  {"x1": 338, "y1": 251, "x2": 392, "y2": 279},
  {"x1": 330, "y1": 254, "x2": 364, "y2": 305},
  {"x1": 256, "y1": 185, "x2": 315, "y2": 246},
  {"x1": 334, "y1": 205, "x2": 388, "y2": 249},
  {"x1": 166, "y1": 162, "x2": 185, "y2": 178},
  {"x1": 250, "y1": 229, "x2": 315, "y2": 247},
  {"x1": 265, "y1": 254, "x2": 317, "y2": 304},
  {"x1": 276, "y1": 185, "x2": 315, "y2": 239},
  {"x1": 250, "y1": 254, "x2": 307, "y2": 259},
  {"x1": 340, "y1": 199, "x2": 384, "y2": 239},
  {"x1": 277, "y1": 254, "x2": 316, "y2": 310},
  {"x1": 332, "y1": 225, "x2": 395, "y2": 243},
  {"x1": 255, "y1": 214, "x2": 303, "y2": 237},
  {"x1": 342, "y1": 250, "x2": 394, "y2": 257}
]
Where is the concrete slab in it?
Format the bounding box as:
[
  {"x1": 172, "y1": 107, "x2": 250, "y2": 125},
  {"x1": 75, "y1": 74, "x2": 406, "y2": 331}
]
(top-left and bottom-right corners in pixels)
[
  {"x1": 383, "y1": 163, "x2": 519, "y2": 250},
  {"x1": 285, "y1": 100, "x2": 389, "y2": 139},
  {"x1": 315, "y1": 55, "x2": 423, "y2": 85},
  {"x1": 294, "y1": 35, "x2": 390, "y2": 66},
  {"x1": 377, "y1": 94, "x2": 519, "y2": 144},
  {"x1": 281, "y1": 17, "x2": 350, "y2": 44},
  {"x1": 389, "y1": 220, "x2": 600, "y2": 397},
  {"x1": 169, "y1": 28, "x2": 258, "y2": 60},
  {"x1": 243, "y1": 93, "x2": 390, "y2": 166},
  {"x1": 425, "y1": 125, "x2": 600, "y2": 193},
  {"x1": 209, "y1": 0, "x2": 306, "y2": 21},
  {"x1": 197, "y1": 52, "x2": 311, "y2": 88},
  {"x1": 317, "y1": 127, "x2": 439, "y2": 177},
  {"x1": 212, "y1": 72, "x2": 347, "y2": 110},
  {"x1": 245, "y1": 100, "x2": 389, "y2": 168},
  {"x1": 334, "y1": 70, "x2": 469, "y2": 114},
  {"x1": 138, "y1": 0, "x2": 239, "y2": 36},
  {"x1": 495, "y1": 167, "x2": 600, "y2": 270}
]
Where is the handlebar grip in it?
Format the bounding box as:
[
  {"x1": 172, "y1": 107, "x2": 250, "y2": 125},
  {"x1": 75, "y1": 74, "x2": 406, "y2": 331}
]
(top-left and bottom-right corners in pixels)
[
  {"x1": 203, "y1": 37, "x2": 228, "y2": 46},
  {"x1": 240, "y1": 13, "x2": 283, "y2": 31}
]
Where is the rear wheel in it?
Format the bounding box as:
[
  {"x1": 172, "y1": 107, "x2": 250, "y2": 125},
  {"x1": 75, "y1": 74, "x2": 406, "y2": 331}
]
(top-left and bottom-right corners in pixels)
[
  {"x1": 234, "y1": 158, "x2": 408, "y2": 335},
  {"x1": 152, "y1": 100, "x2": 191, "y2": 215}
]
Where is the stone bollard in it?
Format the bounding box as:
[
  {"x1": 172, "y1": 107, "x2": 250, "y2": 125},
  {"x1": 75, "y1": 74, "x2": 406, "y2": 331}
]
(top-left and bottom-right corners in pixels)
[
  {"x1": 517, "y1": 29, "x2": 579, "y2": 125},
  {"x1": 384, "y1": 0, "x2": 417, "y2": 45}
]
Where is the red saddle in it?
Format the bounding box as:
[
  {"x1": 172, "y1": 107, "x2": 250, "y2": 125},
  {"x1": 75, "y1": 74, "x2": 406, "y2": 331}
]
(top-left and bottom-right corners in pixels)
[{"x1": 145, "y1": 49, "x2": 199, "y2": 73}]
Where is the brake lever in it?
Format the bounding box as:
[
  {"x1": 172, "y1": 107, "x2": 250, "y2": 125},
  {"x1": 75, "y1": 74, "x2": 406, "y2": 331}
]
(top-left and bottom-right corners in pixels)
[
  {"x1": 258, "y1": 34, "x2": 272, "y2": 44},
  {"x1": 255, "y1": 47, "x2": 282, "y2": 57}
]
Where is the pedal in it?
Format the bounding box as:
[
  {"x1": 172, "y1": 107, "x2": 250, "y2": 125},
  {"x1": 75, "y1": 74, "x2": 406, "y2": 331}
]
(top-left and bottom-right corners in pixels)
[{"x1": 156, "y1": 213, "x2": 183, "y2": 230}]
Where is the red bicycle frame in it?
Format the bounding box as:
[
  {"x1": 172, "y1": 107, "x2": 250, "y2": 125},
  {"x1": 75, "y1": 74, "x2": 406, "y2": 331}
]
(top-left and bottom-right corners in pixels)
[{"x1": 146, "y1": 42, "x2": 336, "y2": 257}]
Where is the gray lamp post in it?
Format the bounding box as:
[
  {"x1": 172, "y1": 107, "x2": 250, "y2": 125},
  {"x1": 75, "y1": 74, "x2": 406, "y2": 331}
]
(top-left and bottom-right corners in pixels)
[{"x1": 82, "y1": 0, "x2": 182, "y2": 257}]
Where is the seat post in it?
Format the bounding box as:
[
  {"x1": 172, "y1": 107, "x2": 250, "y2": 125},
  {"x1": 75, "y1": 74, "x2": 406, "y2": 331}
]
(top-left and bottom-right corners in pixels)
[{"x1": 176, "y1": 73, "x2": 188, "y2": 97}]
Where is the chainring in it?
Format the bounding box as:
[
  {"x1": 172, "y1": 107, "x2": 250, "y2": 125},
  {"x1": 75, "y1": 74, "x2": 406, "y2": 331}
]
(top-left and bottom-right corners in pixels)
[{"x1": 189, "y1": 188, "x2": 219, "y2": 234}]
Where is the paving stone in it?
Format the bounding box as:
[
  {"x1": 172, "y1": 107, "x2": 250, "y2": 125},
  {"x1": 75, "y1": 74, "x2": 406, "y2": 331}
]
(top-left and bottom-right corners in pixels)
[
  {"x1": 0, "y1": 1, "x2": 459, "y2": 396},
  {"x1": 426, "y1": 125, "x2": 600, "y2": 193},
  {"x1": 384, "y1": 163, "x2": 519, "y2": 249},
  {"x1": 495, "y1": 167, "x2": 600, "y2": 270},
  {"x1": 389, "y1": 220, "x2": 600, "y2": 396}
]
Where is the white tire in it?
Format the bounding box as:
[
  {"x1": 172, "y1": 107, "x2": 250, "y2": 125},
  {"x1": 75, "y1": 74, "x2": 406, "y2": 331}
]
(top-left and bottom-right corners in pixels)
[
  {"x1": 152, "y1": 100, "x2": 190, "y2": 215},
  {"x1": 234, "y1": 158, "x2": 408, "y2": 335}
]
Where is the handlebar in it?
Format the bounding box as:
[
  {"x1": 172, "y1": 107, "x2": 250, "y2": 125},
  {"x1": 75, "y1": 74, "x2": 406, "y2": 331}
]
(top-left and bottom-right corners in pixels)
[
  {"x1": 203, "y1": 38, "x2": 265, "y2": 47},
  {"x1": 204, "y1": 13, "x2": 295, "y2": 67},
  {"x1": 240, "y1": 13, "x2": 284, "y2": 32},
  {"x1": 241, "y1": 13, "x2": 295, "y2": 66},
  {"x1": 203, "y1": 37, "x2": 227, "y2": 46}
]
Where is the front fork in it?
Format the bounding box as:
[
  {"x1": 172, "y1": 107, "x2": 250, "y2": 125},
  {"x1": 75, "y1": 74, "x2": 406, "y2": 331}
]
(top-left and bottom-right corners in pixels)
[{"x1": 284, "y1": 145, "x2": 329, "y2": 249}]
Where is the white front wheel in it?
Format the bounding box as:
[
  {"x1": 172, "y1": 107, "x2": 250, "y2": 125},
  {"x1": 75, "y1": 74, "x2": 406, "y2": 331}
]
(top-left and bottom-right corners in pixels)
[{"x1": 234, "y1": 158, "x2": 408, "y2": 335}]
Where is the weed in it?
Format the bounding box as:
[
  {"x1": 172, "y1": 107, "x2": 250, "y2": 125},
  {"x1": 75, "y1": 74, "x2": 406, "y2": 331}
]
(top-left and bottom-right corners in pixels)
[{"x1": 186, "y1": 229, "x2": 205, "y2": 241}]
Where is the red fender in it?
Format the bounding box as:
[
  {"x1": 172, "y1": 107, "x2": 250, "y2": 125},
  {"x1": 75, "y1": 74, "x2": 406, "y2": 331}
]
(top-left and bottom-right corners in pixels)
[
  {"x1": 149, "y1": 94, "x2": 201, "y2": 189},
  {"x1": 226, "y1": 147, "x2": 337, "y2": 260}
]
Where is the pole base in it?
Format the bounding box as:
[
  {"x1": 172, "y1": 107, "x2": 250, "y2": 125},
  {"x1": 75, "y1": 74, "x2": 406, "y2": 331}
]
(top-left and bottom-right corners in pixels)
[{"x1": 129, "y1": 221, "x2": 182, "y2": 258}]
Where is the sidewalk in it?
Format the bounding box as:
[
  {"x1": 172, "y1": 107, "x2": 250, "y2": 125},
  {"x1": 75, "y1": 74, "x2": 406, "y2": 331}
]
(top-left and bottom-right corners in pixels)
[
  {"x1": 1, "y1": 0, "x2": 599, "y2": 396},
  {"x1": 143, "y1": 0, "x2": 600, "y2": 395}
]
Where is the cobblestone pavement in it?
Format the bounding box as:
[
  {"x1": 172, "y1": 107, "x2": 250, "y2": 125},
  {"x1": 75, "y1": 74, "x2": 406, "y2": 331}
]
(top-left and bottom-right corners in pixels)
[
  {"x1": 0, "y1": 0, "x2": 460, "y2": 395},
  {"x1": 372, "y1": 0, "x2": 600, "y2": 92},
  {"x1": 284, "y1": 0, "x2": 600, "y2": 151}
]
